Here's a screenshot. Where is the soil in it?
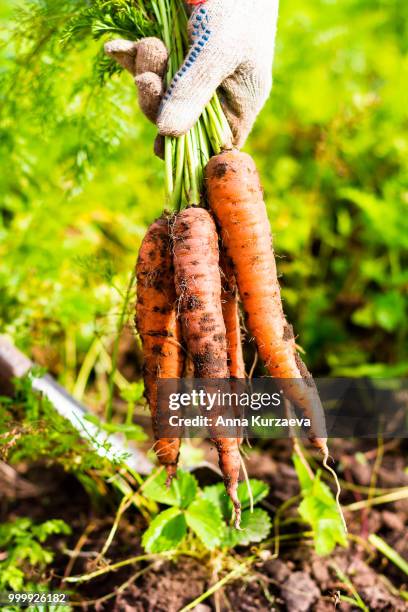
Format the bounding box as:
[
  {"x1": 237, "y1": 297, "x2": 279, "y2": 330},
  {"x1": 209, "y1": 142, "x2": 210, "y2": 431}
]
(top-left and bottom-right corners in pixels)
[{"x1": 1, "y1": 438, "x2": 407, "y2": 611}]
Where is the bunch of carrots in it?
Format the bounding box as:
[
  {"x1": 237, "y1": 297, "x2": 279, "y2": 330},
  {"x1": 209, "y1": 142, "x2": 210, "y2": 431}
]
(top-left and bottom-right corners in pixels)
[
  {"x1": 137, "y1": 151, "x2": 329, "y2": 528},
  {"x1": 107, "y1": 0, "x2": 329, "y2": 527}
]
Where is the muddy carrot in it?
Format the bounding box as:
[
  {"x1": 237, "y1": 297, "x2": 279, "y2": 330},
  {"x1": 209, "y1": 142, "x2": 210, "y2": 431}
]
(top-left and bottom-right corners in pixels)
[
  {"x1": 220, "y1": 251, "x2": 245, "y2": 379},
  {"x1": 136, "y1": 215, "x2": 184, "y2": 485},
  {"x1": 206, "y1": 150, "x2": 327, "y2": 454},
  {"x1": 172, "y1": 207, "x2": 241, "y2": 526},
  {"x1": 220, "y1": 251, "x2": 245, "y2": 445}
]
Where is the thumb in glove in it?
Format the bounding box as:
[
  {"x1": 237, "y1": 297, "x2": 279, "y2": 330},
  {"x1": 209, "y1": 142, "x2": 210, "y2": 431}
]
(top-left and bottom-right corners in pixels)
[
  {"x1": 104, "y1": 37, "x2": 168, "y2": 123},
  {"x1": 105, "y1": 0, "x2": 279, "y2": 149}
]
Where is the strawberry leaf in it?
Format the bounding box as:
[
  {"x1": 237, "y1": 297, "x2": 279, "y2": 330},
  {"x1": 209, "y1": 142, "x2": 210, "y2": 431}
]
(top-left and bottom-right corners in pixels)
[
  {"x1": 142, "y1": 507, "x2": 187, "y2": 553},
  {"x1": 185, "y1": 499, "x2": 223, "y2": 550}
]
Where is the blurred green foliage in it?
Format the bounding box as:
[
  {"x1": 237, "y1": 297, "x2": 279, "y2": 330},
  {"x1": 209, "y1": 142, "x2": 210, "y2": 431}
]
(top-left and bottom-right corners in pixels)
[
  {"x1": 1, "y1": 0, "x2": 407, "y2": 389},
  {"x1": 0, "y1": 517, "x2": 71, "y2": 592}
]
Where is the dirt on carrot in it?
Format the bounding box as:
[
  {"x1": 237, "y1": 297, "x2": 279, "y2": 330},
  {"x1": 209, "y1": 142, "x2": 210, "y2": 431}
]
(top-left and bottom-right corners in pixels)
[
  {"x1": 172, "y1": 207, "x2": 242, "y2": 525},
  {"x1": 172, "y1": 207, "x2": 229, "y2": 379},
  {"x1": 136, "y1": 215, "x2": 184, "y2": 484},
  {"x1": 220, "y1": 250, "x2": 246, "y2": 380}
]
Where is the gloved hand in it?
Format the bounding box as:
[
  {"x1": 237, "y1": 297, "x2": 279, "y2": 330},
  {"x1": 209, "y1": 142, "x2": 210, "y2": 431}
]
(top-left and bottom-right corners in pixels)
[{"x1": 104, "y1": 0, "x2": 279, "y2": 148}]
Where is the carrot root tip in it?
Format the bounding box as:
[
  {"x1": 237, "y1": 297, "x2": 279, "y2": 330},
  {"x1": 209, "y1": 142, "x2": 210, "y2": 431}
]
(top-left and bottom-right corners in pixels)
[
  {"x1": 165, "y1": 465, "x2": 177, "y2": 488},
  {"x1": 228, "y1": 494, "x2": 241, "y2": 529},
  {"x1": 233, "y1": 503, "x2": 242, "y2": 529}
]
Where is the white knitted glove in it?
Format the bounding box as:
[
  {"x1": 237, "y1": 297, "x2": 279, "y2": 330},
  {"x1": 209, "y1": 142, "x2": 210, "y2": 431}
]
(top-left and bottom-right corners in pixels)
[{"x1": 105, "y1": 0, "x2": 279, "y2": 148}]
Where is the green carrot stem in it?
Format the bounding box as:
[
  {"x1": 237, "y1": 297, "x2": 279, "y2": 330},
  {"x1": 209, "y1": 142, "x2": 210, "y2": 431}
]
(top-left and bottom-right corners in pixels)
[
  {"x1": 207, "y1": 102, "x2": 224, "y2": 146},
  {"x1": 183, "y1": 157, "x2": 191, "y2": 203},
  {"x1": 170, "y1": 135, "x2": 186, "y2": 211},
  {"x1": 212, "y1": 94, "x2": 232, "y2": 143},
  {"x1": 144, "y1": 0, "x2": 232, "y2": 209},
  {"x1": 157, "y1": 0, "x2": 171, "y2": 54},
  {"x1": 186, "y1": 130, "x2": 200, "y2": 204},
  {"x1": 173, "y1": 0, "x2": 185, "y2": 64},
  {"x1": 196, "y1": 118, "x2": 210, "y2": 166},
  {"x1": 205, "y1": 105, "x2": 222, "y2": 154},
  {"x1": 193, "y1": 124, "x2": 204, "y2": 185},
  {"x1": 191, "y1": 126, "x2": 202, "y2": 197},
  {"x1": 201, "y1": 108, "x2": 218, "y2": 153},
  {"x1": 164, "y1": 136, "x2": 174, "y2": 198}
]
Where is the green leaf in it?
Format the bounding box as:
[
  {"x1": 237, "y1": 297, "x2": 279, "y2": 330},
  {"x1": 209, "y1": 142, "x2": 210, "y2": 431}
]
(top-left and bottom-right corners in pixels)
[
  {"x1": 0, "y1": 518, "x2": 33, "y2": 545},
  {"x1": 20, "y1": 540, "x2": 53, "y2": 565},
  {"x1": 293, "y1": 454, "x2": 314, "y2": 492},
  {"x1": 202, "y1": 479, "x2": 269, "y2": 521},
  {"x1": 84, "y1": 413, "x2": 147, "y2": 441},
  {"x1": 294, "y1": 455, "x2": 347, "y2": 556},
  {"x1": 185, "y1": 499, "x2": 224, "y2": 550},
  {"x1": 32, "y1": 519, "x2": 71, "y2": 542},
  {"x1": 143, "y1": 470, "x2": 198, "y2": 508},
  {"x1": 313, "y1": 475, "x2": 340, "y2": 508},
  {"x1": 1, "y1": 566, "x2": 25, "y2": 591},
  {"x1": 314, "y1": 518, "x2": 348, "y2": 556},
  {"x1": 235, "y1": 509, "x2": 272, "y2": 546},
  {"x1": 142, "y1": 507, "x2": 187, "y2": 553},
  {"x1": 173, "y1": 471, "x2": 199, "y2": 509},
  {"x1": 220, "y1": 525, "x2": 240, "y2": 549},
  {"x1": 352, "y1": 303, "x2": 374, "y2": 329},
  {"x1": 221, "y1": 509, "x2": 272, "y2": 548},
  {"x1": 352, "y1": 291, "x2": 406, "y2": 333},
  {"x1": 101, "y1": 422, "x2": 147, "y2": 441},
  {"x1": 202, "y1": 482, "x2": 231, "y2": 519},
  {"x1": 296, "y1": 470, "x2": 348, "y2": 556},
  {"x1": 373, "y1": 292, "x2": 406, "y2": 333},
  {"x1": 120, "y1": 381, "x2": 144, "y2": 404},
  {"x1": 238, "y1": 479, "x2": 270, "y2": 510},
  {"x1": 122, "y1": 424, "x2": 148, "y2": 441}
]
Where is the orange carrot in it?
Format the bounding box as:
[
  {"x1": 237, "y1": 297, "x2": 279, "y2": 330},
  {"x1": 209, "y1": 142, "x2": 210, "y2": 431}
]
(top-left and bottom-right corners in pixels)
[
  {"x1": 173, "y1": 208, "x2": 229, "y2": 379},
  {"x1": 220, "y1": 251, "x2": 245, "y2": 379},
  {"x1": 173, "y1": 207, "x2": 241, "y2": 526},
  {"x1": 220, "y1": 252, "x2": 245, "y2": 445},
  {"x1": 136, "y1": 215, "x2": 184, "y2": 485},
  {"x1": 206, "y1": 151, "x2": 327, "y2": 454}
]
